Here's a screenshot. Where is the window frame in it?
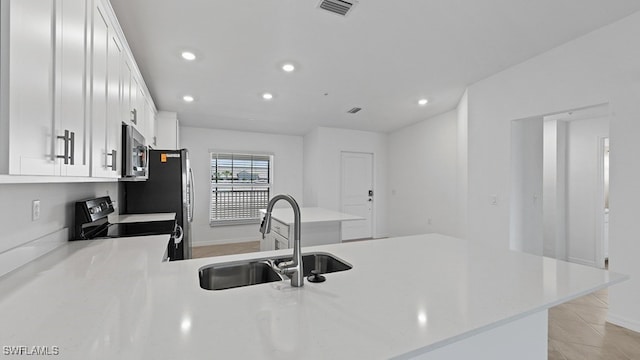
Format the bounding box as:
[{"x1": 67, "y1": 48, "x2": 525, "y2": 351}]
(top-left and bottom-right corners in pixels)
[{"x1": 209, "y1": 151, "x2": 274, "y2": 226}]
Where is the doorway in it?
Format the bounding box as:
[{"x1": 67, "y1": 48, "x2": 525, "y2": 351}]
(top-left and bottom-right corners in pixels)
[
  {"x1": 340, "y1": 151, "x2": 374, "y2": 240},
  {"x1": 509, "y1": 104, "x2": 610, "y2": 268}
]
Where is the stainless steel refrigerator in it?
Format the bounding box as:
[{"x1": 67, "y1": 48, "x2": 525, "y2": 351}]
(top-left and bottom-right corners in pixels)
[{"x1": 121, "y1": 149, "x2": 194, "y2": 260}]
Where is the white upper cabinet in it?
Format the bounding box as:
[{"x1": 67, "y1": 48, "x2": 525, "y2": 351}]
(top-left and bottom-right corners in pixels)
[
  {"x1": 106, "y1": 34, "x2": 123, "y2": 176},
  {"x1": 90, "y1": 1, "x2": 121, "y2": 178},
  {"x1": 0, "y1": 0, "x2": 91, "y2": 176},
  {"x1": 0, "y1": 0, "x2": 156, "y2": 180},
  {"x1": 121, "y1": 60, "x2": 133, "y2": 127},
  {"x1": 146, "y1": 98, "x2": 157, "y2": 148},
  {"x1": 156, "y1": 111, "x2": 180, "y2": 150},
  {"x1": 57, "y1": 0, "x2": 90, "y2": 176},
  {"x1": 2, "y1": 0, "x2": 58, "y2": 175},
  {"x1": 90, "y1": 3, "x2": 110, "y2": 178}
]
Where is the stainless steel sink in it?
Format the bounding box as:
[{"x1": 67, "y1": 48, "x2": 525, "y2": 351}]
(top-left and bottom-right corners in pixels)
[
  {"x1": 199, "y1": 261, "x2": 284, "y2": 291},
  {"x1": 274, "y1": 252, "x2": 352, "y2": 277},
  {"x1": 199, "y1": 252, "x2": 352, "y2": 291}
]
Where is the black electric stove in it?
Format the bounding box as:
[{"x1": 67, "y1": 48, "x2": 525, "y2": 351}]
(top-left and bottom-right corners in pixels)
[
  {"x1": 82, "y1": 220, "x2": 177, "y2": 239},
  {"x1": 74, "y1": 196, "x2": 182, "y2": 260}
]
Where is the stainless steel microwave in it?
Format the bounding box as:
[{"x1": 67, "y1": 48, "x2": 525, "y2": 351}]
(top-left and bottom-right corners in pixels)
[{"x1": 121, "y1": 124, "x2": 148, "y2": 179}]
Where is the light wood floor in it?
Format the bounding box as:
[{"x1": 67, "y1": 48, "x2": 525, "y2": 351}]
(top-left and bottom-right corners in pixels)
[
  {"x1": 192, "y1": 241, "x2": 260, "y2": 258},
  {"x1": 192, "y1": 242, "x2": 640, "y2": 359},
  {"x1": 549, "y1": 288, "x2": 640, "y2": 359}
]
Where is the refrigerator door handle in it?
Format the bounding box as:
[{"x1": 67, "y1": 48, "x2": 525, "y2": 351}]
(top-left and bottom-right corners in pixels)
[{"x1": 188, "y1": 167, "x2": 195, "y2": 222}]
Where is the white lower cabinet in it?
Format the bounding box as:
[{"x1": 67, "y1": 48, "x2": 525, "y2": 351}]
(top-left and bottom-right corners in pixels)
[{"x1": 259, "y1": 216, "x2": 344, "y2": 251}]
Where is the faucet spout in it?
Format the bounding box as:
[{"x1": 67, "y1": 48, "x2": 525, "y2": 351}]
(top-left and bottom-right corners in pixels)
[{"x1": 259, "y1": 194, "x2": 303, "y2": 287}]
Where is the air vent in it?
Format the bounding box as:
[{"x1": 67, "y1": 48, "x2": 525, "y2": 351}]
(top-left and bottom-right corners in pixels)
[
  {"x1": 318, "y1": 0, "x2": 357, "y2": 17},
  {"x1": 347, "y1": 107, "x2": 362, "y2": 114}
]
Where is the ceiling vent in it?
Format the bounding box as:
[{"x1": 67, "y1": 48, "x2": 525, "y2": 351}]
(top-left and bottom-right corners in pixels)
[
  {"x1": 318, "y1": 0, "x2": 358, "y2": 17},
  {"x1": 347, "y1": 107, "x2": 362, "y2": 114}
]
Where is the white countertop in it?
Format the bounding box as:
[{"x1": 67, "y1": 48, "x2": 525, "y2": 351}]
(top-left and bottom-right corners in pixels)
[
  {"x1": 0, "y1": 234, "x2": 626, "y2": 359},
  {"x1": 260, "y1": 207, "x2": 363, "y2": 225},
  {"x1": 108, "y1": 212, "x2": 176, "y2": 223}
]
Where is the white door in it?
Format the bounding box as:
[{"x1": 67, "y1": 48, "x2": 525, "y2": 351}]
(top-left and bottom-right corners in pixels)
[{"x1": 341, "y1": 152, "x2": 373, "y2": 240}]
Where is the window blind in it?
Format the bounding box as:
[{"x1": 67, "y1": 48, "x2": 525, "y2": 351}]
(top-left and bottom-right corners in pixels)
[{"x1": 210, "y1": 153, "x2": 272, "y2": 226}]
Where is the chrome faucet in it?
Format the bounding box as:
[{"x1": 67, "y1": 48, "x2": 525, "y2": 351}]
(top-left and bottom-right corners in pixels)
[{"x1": 259, "y1": 194, "x2": 304, "y2": 287}]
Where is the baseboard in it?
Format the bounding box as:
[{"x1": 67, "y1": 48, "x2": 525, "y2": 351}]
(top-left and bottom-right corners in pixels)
[
  {"x1": 192, "y1": 236, "x2": 261, "y2": 247},
  {"x1": 607, "y1": 312, "x2": 640, "y2": 333},
  {"x1": 0, "y1": 228, "x2": 68, "y2": 278},
  {"x1": 568, "y1": 257, "x2": 596, "y2": 267}
]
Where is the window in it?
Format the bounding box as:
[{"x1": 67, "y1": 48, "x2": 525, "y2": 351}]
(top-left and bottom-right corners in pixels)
[{"x1": 210, "y1": 152, "x2": 272, "y2": 226}]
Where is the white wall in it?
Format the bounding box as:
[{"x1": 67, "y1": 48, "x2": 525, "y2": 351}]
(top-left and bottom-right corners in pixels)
[
  {"x1": 0, "y1": 182, "x2": 118, "y2": 253},
  {"x1": 566, "y1": 117, "x2": 609, "y2": 266},
  {"x1": 456, "y1": 91, "x2": 469, "y2": 238},
  {"x1": 542, "y1": 119, "x2": 567, "y2": 260},
  {"x1": 302, "y1": 128, "x2": 320, "y2": 207},
  {"x1": 303, "y1": 127, "x2": 388, "y2": 238},
  {"x1": 466, "y1": 12, "x2": 640, "y2": 331},
  {"x1": 509, "y1": 118, "x2": 543, "y2": 255},
  {"x1": 180, "y1": 126, "x2": 304, "y2": 246},
  {"x1": 387, "y1": 110, "x2": 458, "y2": 237}
]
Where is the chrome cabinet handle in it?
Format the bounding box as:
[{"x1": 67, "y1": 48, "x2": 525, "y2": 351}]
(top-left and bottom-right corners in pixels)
[
  {"x1": 69, "y1": 131, "x2": 75, "y2": 165},
  {"x1": 106, "y1": 149, "x2": 117, "y2": 171},
  {"x1": 56, "y1": 130, "x2": 70, "y2": 165}
]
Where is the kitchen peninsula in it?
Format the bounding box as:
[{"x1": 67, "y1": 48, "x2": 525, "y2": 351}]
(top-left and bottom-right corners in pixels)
[
  {"x1": 259, "y1": 207, "x2": 363, "y2": 251},
  {"x1": 0, "y1": 234, "x2": 626, "y2": 359}
]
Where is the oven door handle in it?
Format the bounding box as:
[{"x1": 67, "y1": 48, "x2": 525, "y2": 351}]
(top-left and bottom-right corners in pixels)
[{"x1": 174, "y1": 224, "x2": 184, "y2": 244}]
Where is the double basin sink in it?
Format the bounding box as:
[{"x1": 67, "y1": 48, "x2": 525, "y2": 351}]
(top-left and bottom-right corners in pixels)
[{"x1": 199, "y1": 252, "x2": 352, "y2": 290}]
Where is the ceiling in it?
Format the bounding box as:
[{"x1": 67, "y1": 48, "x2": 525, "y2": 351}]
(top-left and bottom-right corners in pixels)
[{"x1": 109, "y1": 0, "x2": 640, "y2": 135}]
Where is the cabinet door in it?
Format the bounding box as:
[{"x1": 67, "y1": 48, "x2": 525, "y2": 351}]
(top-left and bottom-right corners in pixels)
[
  {"x1": 137, "y1": 85, "x2": 146, "y2": 140},
  {"x1": 90, "y1": 3, "x2": 110, "y2": 177},
  {"x1": 156, "y1": 113, "x2": 179, "y2": 150},
  {"x1": 122, "y1": 61, "x2": 133, "y2": 126},
  {"x1": 7, "y1": 0, "x2": 58, "y2": 175},
  {"x1": 57, "y1": 0, "x2": 89, "y2": 176},
  {"x1": 146, "y1": 99, "x2": 156, "y2": 147},
  {"x1": 130, "y1": 76, "x2": 141, "y2": 129},
  {"x1": 106, "y1": 34, "x2": 122, "y2": 176}
]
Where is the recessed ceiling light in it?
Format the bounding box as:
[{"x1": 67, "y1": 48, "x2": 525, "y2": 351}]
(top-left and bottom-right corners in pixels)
[
  {"x1": 282, "y1": 63, "x2": 295, "y2": 72},
  {"x1": 262, "y1": 93, "x2": 273, "y2": 100},
  {"x1": 181, "y1": 51, "x2": 196, "y2": 61},
  {"x1": 418, "y1": 99, "x2": 429, "y2": 106},
  {"x1": 183, "y1": 95, "x2": 194, "y2": 102}
]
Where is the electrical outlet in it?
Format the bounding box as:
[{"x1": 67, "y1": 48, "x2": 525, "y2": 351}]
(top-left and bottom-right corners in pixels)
[
  {"x1": 490, "y1": 194, "x2": 498, "y2": 206},
  {"x1": 32, "y1": 200, "x2": 41, "y2": 221},
  {"x1": 427, "y1": 217, "x2": 432, "y2": 225}
]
